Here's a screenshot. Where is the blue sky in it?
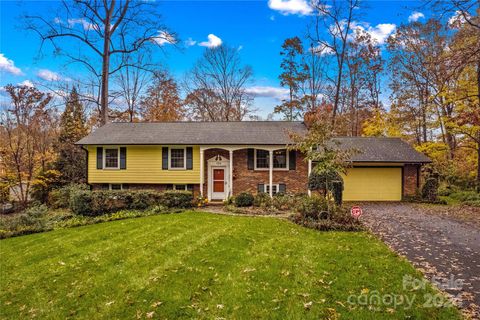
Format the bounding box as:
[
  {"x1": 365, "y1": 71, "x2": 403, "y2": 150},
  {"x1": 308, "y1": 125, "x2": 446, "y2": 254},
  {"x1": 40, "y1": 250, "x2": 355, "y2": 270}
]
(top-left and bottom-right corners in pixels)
[{"x1": 0, "y1": 0, "x2": 427, "y2": 118}]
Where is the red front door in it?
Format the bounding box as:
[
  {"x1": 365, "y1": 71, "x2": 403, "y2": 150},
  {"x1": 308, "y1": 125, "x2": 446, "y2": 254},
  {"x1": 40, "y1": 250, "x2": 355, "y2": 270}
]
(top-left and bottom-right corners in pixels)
[{"x1": 213, "y1": 169, "x2": 225, "y2": 193}]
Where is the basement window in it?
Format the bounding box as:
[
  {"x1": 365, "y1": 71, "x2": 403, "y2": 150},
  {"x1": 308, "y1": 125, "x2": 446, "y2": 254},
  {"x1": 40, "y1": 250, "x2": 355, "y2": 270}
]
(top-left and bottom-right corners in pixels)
[{"x1": 109, "y1": 184, "x2": 123, "y2": 190}]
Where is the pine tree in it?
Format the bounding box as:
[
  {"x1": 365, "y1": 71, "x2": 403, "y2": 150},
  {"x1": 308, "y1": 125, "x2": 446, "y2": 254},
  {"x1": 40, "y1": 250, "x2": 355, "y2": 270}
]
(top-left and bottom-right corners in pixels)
[{"x1": 55, "y1": 87, "x2": 89, "y2": 184}]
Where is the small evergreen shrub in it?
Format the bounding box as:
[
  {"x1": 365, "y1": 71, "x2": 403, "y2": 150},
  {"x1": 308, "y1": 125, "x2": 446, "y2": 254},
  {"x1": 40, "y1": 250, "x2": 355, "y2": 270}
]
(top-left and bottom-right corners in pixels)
[
  {"x1": 48, "y1": 184, "x2": 89, "y2": 209},
  {"x1": 421, "y1": 177, "x2": 439, "y2": 202},
  {"x1": 234, "y1": 192, "x2": 254, "y2": 207},
  {"x1": 158, "y1": 191, "x2": 194, "y2": 208},
  {"x1": 296, "y1": 195, "x2": 329, "y2": 220},
  {"x1": 308, "y1": 169, "x2": 344, "y2": 205},
  {"x1": 253, "y1": 192, "x2": 272, "y2": 208}
]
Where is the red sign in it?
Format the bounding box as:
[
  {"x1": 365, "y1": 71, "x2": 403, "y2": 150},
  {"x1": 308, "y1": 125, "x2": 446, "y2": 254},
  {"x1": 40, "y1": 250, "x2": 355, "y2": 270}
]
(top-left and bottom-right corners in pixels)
[{"x1": 351, "y1": 206, "x2": 363, "y2": 219}]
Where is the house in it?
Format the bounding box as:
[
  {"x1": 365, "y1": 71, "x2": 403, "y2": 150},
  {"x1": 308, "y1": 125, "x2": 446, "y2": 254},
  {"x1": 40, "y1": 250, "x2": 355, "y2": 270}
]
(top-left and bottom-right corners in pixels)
[{"x1": 75, "y1": 121, "x2": 431, "y2": 201}]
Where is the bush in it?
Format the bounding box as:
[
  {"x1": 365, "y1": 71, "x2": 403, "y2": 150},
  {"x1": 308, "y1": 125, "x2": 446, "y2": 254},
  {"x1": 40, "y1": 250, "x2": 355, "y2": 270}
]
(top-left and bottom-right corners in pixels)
[
  {"x1": 308, "y1": 169, "x2": 344, "y2": 205},
  {"x1": 296, "y1": 195, "x2": 329, "y2": 220},
  {"x1": 421, "y1": 177, "x2": 439, "y2": 202},
  {"x1": 48, "y1": 184, "x2": 89, "y2": 209},
  {"x1": 234, "y1": 192, "x2": 254, "y2": 207},
  {"x1": 0, "y1": 204, "x2": 50, "y2": 238},
  {"x1": 31, "y1": 170, "x2": 62, "y2": 203},
  {"x1": 69, "y1": 189, "x2": 193, "y2": 216},
  {"x1": 271, "y1": 193, "x2": 297, "y2": 211},
  {"x1": 253, "y1": 192, "x2": 272, "y2": 208},
  {"x1": 290, "y1": 206, "x2": 363, "y2": 231}
]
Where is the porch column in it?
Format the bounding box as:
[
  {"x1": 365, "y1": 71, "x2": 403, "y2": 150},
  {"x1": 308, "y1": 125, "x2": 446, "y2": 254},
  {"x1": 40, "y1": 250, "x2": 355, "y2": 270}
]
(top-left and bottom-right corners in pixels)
[
  {"x1": 269, "y1": 150, "x2": 273, "y2": 197},
  {"x1": 308, "y1": 159, "x2": 312, "y2": 196},
  {"x1": 229, "y1": 150, "x2": 233, "y2": 197},
  {"x1": 200, "y1": 148, "x2": 204, "y2": 197}
]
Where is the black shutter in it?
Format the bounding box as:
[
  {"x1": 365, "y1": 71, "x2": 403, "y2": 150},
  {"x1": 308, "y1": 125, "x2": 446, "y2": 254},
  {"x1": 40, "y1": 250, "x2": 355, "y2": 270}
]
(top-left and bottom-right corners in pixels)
[
  {"x1": 162, "y1": 147, "x2": 169, "y2": 170},
  {"x1": 289, "y1": 150, "x2": 296, "y2": 170},
  {"x1": 186, "y1": 147, "x2": 193, "y2": 170},
  {"x1": 96, "y1": 147, "x2": 103, "y2": 169},
  {"x1": 120, "y1": 147, "x2": 127, "y2": 169},
  {"x1": 257, "y1": 184, "x2": 264, "y2": 193},
  {"x1": 247, "y1": 149, "x2": 254, "y2": 170},
  {"x1": 279, "y1": 184, "x2": 286, "y2": 194}
]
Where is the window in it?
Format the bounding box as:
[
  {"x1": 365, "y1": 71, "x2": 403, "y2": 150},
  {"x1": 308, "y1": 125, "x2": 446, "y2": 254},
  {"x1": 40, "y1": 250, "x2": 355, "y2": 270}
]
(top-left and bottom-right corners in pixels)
[
  {"x1": 273, "y1": 150, "x2": 287, "y2": 169},
  {"x1": 170, "y1": 148, "x2": 186, "y2": 169},
  {"x1": 104, "y1": 148, "x2": 119, "y2": 169},
  {"x1": 255, "y1": 149, "x2": 288, "y2": 170},
  {"x1": 173, "y1": 184, "x2": 187, "y2": 191},
  {"x1": 109, "y1": 184, "x2": 123, "y2": 190},
  {"x1": 255, "y1": 150, "x2": 269, "y2": 169},
  {"x1": 263, "y1": 184, "x2": 279, "y2": 194}
]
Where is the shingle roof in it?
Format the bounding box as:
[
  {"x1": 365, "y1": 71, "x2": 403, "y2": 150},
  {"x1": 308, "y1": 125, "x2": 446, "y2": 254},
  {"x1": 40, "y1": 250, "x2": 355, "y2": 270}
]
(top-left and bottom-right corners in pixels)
[
  {"x1": 76, "y1": 121, "x2": 430, "y2": 163},
  {"x1": 75, "y1": 121, "x2": 307, "y2": 145},
  {"x1": 334, "y1": 137, "x2": 431, "y2": 163}
]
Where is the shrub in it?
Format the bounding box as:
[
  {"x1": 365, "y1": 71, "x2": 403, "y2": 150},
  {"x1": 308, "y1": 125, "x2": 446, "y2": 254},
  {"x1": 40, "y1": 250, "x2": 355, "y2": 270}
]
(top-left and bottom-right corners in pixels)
[
  {"x1": 253, "y1": 192, "x2": 272, "y2": 208},
  {"x1": 31, "y1": 170, "x2": 62, "y2": 203},
  {"x1": 158, "y1": 191, "x2": 194, "y2": 208},
  {"x1": 271, "y1": 193, "x2": 297, "y2": 211},
  {"x1": 421, "y1": 177, "x2": 439, "y2": 202},
  {"x1": 234, "y1": 192, "x2": 254, "y2": 207},
  {"x1": 48, "y1": 184, "x2": 89, "y2": 209},
  {"x1": 296, "y1": 195, "x2": 329, "y2": 220},
  {"x1": 290, "y1": 206, "x2": 363, "y2": 231},
  {"x1": 69, "y1": 189, "x2": 192, "y2": 216},
  {"x1": 0, "y1": 204, "x2": 50, "y2": 238},
  {"x1": 308, "y1": 169, "x2": 344, "y2": 205}
]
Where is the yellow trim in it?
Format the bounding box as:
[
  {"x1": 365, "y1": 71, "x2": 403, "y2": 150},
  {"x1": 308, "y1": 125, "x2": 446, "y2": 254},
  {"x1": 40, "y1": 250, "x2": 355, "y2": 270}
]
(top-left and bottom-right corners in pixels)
[
  {"x1": 343, "y1": 167, "x2": 402, "y2": 201},
  {"x1": 87, "y1": 145, "x2": 200, "y2": 184}
]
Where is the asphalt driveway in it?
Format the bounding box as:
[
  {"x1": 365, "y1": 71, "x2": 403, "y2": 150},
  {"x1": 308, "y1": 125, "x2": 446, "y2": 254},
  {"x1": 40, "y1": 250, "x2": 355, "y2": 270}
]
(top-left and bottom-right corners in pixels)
[{"x1": 360, "y1": 203, "x2": 480, "y2": 318}]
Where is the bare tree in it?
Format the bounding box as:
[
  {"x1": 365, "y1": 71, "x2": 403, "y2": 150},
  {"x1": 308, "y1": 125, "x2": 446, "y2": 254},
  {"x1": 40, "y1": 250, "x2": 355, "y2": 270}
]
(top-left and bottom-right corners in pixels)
[
  {"x1": 301, "y1": 43, "x2": 327, "y2": 113},
  {"x1": 114, "y1": 53, "x2": 153, "y2": 122},
  {"x1": 185, "y1": 45, "x2": 254, "y2": 121},
  {"x1": 308, "y1": 0, "x2": 360, "y2": 128},
  {"x1": 25, "y1": 0, "x2": 174, "y2": 126}
]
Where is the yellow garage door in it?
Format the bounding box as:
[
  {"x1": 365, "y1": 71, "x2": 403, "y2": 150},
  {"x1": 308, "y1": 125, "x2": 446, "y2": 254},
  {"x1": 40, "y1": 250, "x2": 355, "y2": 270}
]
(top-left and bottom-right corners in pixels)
[{"x1": 343, "y1": 167, "x2": 402, "y2": 201}]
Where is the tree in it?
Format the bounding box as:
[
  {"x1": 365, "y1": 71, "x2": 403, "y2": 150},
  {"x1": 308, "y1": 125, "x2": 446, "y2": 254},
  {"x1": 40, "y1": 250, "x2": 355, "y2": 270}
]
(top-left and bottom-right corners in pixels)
[
  {"x1": 185, "y1": 45, "x2": 254, "y2": 121},
  {"x1": 308, "y1": 0, "x2": 360, "y2": 128},
  {"x1": 140, "y1": 71, "x2": 185, "y2": 121},
  {"x1": 275, "y1": 37, "x2": 308, "y2": 120},
  {"x1": 25, "y1": 0, "x2": 174, "y2": 125},
  {"x1": 0, "y1": 85, "x2": 53, "y2": 207},
  {"x1": 55, "y1": 87, "x2": 89, "y2": 184}
]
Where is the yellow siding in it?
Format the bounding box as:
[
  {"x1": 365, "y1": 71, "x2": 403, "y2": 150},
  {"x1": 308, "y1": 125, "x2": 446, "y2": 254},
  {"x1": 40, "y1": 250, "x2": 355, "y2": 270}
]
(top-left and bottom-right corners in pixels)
[
  {"x1": 342, "y1": 167, "x2": 402, "y2": 201},
  {"x1": 87, "y1": 145, "x2": 200, "y2": 184}
]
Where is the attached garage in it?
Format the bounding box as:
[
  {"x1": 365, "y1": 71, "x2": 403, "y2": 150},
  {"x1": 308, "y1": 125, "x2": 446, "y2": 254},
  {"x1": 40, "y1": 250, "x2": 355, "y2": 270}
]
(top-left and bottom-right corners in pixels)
[
  {"x1": 334, "y1": 137, "x2": 431, "y2": 201},
  {"x1": 343, "y1": 167, "x2": 403, "y2": 201}
]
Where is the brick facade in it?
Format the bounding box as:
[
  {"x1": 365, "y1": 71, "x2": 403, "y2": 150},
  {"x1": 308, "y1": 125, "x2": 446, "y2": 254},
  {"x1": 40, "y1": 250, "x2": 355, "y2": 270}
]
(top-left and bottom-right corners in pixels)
[
  {"x1": 403, "y1": 164, "x2": 420, "y2": 197},
  {"x1": 203, "y1": 148, "x2": 308, "y2": 196}
]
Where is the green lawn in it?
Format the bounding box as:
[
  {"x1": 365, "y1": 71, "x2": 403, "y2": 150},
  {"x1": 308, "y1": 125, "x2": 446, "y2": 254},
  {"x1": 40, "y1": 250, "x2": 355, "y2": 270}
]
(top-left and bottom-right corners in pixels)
[{"x1": 0, "y1": 212, "x2": 460, "y2": 319}]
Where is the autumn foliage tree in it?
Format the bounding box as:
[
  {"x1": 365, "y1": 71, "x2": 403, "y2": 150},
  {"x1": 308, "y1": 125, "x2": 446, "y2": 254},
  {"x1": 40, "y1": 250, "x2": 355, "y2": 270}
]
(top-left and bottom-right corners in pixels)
[
  {"x1": 140, "y1": 71, "x2": 185, "y2": 121},
  {"x1": 0, "y1": 85, "x2": 54, "y2": 207}
]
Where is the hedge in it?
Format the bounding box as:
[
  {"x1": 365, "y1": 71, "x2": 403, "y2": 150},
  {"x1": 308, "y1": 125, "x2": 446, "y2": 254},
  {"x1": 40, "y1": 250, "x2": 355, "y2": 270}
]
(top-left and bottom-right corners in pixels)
[{"x1": 70, "y1": 190, "x2": 193, "y2": 216}]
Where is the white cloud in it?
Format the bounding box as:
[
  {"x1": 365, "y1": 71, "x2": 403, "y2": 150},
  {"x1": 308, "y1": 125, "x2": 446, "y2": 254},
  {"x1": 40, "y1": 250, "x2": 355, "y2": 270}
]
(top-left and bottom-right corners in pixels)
[
  {"x1": 270, "y1": 15, "x2": 275, "y2": 21},
  {"x1": 448, "y1": 10, "x2": 470, "y2": 28},
  {"x1": 153, "y1": 31, "x2": 176, "y2": 46},
  {"x1": 185, "y1": 37, "x2": 197, "y2": 47},
  {"x1": 18, "y1": 80, "x2": 34, "y2": 87},
  {"x1": 199, "y1": 34, "x2": 222, "y2": 48},
  {"x1": 37, "y1": 69, "x2": 61, "y2": 81},
  {"x1": 245, "y1": 86, "x2": 289, "y2": 100},
  {"x1": 268, "y1": 0, "x2": 313, "y2": 16},
  {"x1": 408, "y1": 11, "x2": 424, "y2": 22},
  {"x1": 351, "y1": 22, "x2": 396, "y2": 45},
  {"x1": 310, "y1": 43, "x2": 334, "y2": 56},
  {"x1": 0, "y1": 53, "x2": 22, "y2": 75},
  {"x1": 67, "y1": 18, "x2": 95, "y2": 31}
]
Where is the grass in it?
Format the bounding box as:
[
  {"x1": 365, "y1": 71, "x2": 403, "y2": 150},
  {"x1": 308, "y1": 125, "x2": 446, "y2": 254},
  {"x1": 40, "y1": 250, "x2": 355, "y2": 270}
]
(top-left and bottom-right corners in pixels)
[{"x1": 0, "y1": 211, "x2": 460, "y2": 319}]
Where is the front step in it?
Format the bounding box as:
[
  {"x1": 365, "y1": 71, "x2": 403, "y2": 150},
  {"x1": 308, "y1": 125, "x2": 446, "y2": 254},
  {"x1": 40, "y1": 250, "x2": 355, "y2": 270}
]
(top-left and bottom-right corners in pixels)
[{"x1": 207, "y1": 201, "x2": 224, "y2": 206}]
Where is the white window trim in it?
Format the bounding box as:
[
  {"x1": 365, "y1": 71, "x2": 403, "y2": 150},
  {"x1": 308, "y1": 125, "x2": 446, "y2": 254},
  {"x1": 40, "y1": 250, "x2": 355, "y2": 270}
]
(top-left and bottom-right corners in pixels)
[
  {"x1": 103, "y1": 147, "x2": 120, "y2": 170},
  {"x1": 173, "y1": 184, "x2": 187, "y2": 191},
  {"x1": 109, "y1": 183, "x2": 123, "y2": 190},
  {"x1": 263, "y1": 184, "x2": 280, "y2": 194},
  {"x1": 254, "y1": 149, "x2": 289, "y2": 171},
  {"x1": 168, "y1": 147, "x2": 187, "y2": 170}
]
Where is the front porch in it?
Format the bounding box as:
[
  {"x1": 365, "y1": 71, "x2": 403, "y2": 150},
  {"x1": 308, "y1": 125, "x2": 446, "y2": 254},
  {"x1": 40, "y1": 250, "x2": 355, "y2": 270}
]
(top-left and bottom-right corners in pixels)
[{"x1": 199, "y1": 145, "x2": 310, "y2": 201}]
